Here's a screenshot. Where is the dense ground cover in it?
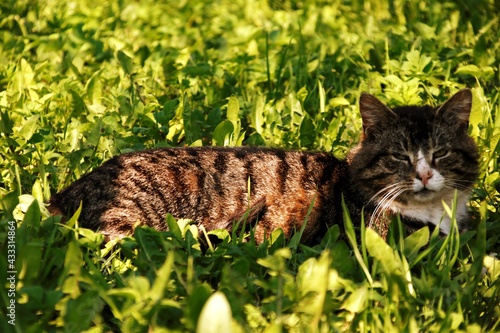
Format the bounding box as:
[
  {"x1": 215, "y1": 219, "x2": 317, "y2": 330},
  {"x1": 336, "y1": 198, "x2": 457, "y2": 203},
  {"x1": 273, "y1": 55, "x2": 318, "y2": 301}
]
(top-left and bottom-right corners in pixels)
[{"x1": 0, "y1": 0, "x2": 499, "y2": 331}]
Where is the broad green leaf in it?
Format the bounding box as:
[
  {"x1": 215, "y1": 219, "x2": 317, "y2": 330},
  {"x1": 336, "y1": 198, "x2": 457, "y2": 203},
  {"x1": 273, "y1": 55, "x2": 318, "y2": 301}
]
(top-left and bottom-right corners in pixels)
[
  {"x1": 62, "y1": 241, "x2": 83, "y2": 297},
  {"x1": 77, "y1": 228, "x2": 104, "y2": 247},
  {"x1": 257, "y1": 248, "x2": 291, "y2": 272},
  {"x1": 18, "y1": 115, "x2": 39, "y2": 142},
  {"x1": 190, "y1": 139, "x2": 204, "y2": 147},
  {"x1": 455, "y1": 64, "x2": 494, "y2": 79},
  {"x1": 341, "y1": 285, "x2": 368, "y2": 313},
  {"x1": 263, "y1": 323, "x2": 283, "y2": 333},
  {"x1": 483, "y1": 255, "x2": 500, "y2": 280},
  {"x1": 20, "y1": 286, "x2": 44, "y2": 305},
  {"x1": 469, "y1": 203, "x2": 488, "y2": 277},
  {"x1": 456, "y1": 64, "x2": 481, "y2": 75},
  {"x1": 212, "y1": 120, "x2": 234, "y2": 146},
  {"x1": 86, "y1": 119, "x2": 102, "y2": 147},
  {"x1": 329, "y1": 97, "x2": 350, "y2": 107},
  {"x1": 166, "y1": 213, "x2": 182, "y2": 241},
  {"x1": 0, "y1": 110, "x2": 14, "y2": 135},
  {"x1": 128, "y1": 276, "x2": 150, "y2": 300},
  {"x1": 469, "y1": 88, "x2": 485, "y2": 137},
  {"x1": 149, "y1": 252, "x2": 175, "y2": 302},
  {"x1": 64, "y1": 202, "x2": 82, "y2": 230},
  {"x1": 299, "y1": 114, "x2": 315, "y2": 148},
  {"x1": 269, "y1": 228, "x2": 285, "y2": 248},
  {"x1": 404, "y1": 226, "x2": 429, "y2": 261},
  {"x1": 186, "y1": 284, "x2": 212, "y2": 329},
  {"x1": 69, "y1": 90, "x2": 87, "y2": 116},
  {"x1": 19, "y1": 242, "x2": 43, "y2": 282},
  {"x1": 365, "y1": 228, "x2": 401, "y2": 274},
  {"x1": 31, "y1": 179, "x2": 44, "y2": 203},
  {"x1": 196, "y1": 291, "x2": 233, "y2": 333},
  {"x1": 13, "y1": 194, "x2": 39, "y2": 221},
  {"x1": 296, "y1": 251, "x2": 330, "y2": 324},
  {"x1": 64, "y1": 291, "x2": 101, "y2": 332},
  {"x1": 13, "y1": 58, "x2": 35, "y2": 92},
  {"x1": 297, "y1": 251, "x2": 330, "y2": 295},
  {"x1": 23, "y1": 197, "x2": 41, "y2": 230},
  {"x1": 182, "y1": 95, "x2": 197, "y2": 144},
  {"x1": 85, "y1": 70, "x2": 102, "y2": 105},
  {"x1": 414, "y1": 22, "x2": 436, "y2": 40},
  {"x1": 206, "y1": 228, "x2": 230, "y2": 241},
  {"x1": 117, "y1": 50, "x2": 134, "y2": 75},
  {"x1": 155, "y1": 99, "x2": 178, "y2": 125},
  {"x1": 321, "y1": 224, "x2": 340, "y2": 246},
  {"x1": 250, "y1": 94, "x2": 265, "y2": 133},
  {"x1": 0, "y1": 191, "x2": 18, "y2": 220},
  {"x1": 226, "y1": 95, "x2": 242, "y2": 145},
  {"x1": 102, "y1": 113, "x2": 121, "y2": 132},
  {"x1": 226, "y1": 95, "x2": 240, "y2": 123}
]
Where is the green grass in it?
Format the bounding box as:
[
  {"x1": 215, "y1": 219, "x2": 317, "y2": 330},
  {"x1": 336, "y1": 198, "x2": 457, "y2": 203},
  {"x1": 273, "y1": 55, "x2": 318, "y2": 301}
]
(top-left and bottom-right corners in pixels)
[{"x1": 1, "y1": 0, "x2": 500, "y2": 332}]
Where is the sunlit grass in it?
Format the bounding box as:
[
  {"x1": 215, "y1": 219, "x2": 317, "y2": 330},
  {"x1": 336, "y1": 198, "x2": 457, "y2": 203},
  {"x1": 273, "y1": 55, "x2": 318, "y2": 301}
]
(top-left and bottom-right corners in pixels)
[{"x1": 0, "y1": 0, "x2": 499, "y2": 332}]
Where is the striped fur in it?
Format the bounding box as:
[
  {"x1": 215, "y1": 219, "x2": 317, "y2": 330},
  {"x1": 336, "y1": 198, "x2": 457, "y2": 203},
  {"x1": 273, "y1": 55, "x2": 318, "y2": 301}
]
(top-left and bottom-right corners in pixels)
[
  {"x1": 49, "y1": 147, "x2": 350, "y2": 243},
  {"x1": 49, "y1": 89, "x2": 479, "y2": 243}
]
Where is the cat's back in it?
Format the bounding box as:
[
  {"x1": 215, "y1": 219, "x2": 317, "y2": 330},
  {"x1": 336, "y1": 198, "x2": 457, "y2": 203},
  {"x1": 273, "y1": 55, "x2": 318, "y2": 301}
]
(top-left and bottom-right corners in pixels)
[{"x1": 49, "y1": 146, "x2": 347, "y2": 240}]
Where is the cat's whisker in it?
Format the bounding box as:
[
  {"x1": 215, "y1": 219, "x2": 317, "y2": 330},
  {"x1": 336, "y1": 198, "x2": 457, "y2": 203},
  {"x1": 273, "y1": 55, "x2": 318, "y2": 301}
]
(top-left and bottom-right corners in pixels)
[
  {"x1": 369, "y1": 186, "x2": 402, "y2": 221},
  {"x1": 368, "y1": 184, "x2": 413, "y2": 228},
  {"x1": 444, "y1": 184, "x2": 472, "y2": 191},
  {"x1": 370, "y1": 182, "x2": 414, "y2": 205},
  {"x1": 367, "y1": 182, "x2": 407, "y2": 206},
  {"x1": 443, "y1": 179, "x2": 476, "y2": 191},
  {"x1": 445, "y1": 179, "x2": 476, "y2": 185}
]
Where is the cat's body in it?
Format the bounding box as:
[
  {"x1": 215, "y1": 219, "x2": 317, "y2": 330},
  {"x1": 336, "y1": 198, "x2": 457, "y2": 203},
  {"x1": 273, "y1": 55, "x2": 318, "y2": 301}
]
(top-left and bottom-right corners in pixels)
[
  {"x1": 48, "y1": 89, "x2": 479, "y2": 243},
  {"x1": 49, "y1": 146, "x2": 351, "y2": 243}
]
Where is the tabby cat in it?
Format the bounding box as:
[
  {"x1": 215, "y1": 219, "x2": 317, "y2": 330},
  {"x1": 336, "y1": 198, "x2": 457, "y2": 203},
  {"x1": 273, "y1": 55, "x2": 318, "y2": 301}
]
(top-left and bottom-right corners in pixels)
[{"x1": 48, "y1": 89, "x2": 479, "y2": 244}]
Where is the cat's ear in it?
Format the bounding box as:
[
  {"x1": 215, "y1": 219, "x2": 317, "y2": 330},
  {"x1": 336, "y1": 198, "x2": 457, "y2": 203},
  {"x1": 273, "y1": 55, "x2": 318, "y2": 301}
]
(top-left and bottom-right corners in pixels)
[
  {"x1": 436, "y1": 88, "x2": 472, "y2": 125},
  {"x1": 359, "y1": 93, "x2": 396, "y2": 136}
]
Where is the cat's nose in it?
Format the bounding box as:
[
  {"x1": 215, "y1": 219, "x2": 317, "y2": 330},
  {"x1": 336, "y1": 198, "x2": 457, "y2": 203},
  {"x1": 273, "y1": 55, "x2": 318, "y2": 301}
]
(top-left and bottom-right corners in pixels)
[{"x1": 417, "y1": 169, "x2": 433, "y2": 186}]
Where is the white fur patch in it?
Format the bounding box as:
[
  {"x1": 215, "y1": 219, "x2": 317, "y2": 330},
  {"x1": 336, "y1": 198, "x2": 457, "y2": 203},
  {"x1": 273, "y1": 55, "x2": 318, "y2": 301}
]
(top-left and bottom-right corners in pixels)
[
  {"x1": 413, "y1": 150, "x2": 444, "y2": 192},
  {"x1": 393, "y1": 150, "x2": 469, "y2": 234},
  {"x1": 395, "y1": 190, "x2": 470, "y2": 234}
]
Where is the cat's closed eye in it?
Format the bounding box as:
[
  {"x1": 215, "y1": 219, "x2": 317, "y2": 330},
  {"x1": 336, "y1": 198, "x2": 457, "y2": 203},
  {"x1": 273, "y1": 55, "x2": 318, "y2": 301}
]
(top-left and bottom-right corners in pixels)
[
  {"x1": 432, "y1": 149, "x2": 449, "y2": 160},
  {"x1": 391, "y1": 153, "x2": 410, "y2": 163}
]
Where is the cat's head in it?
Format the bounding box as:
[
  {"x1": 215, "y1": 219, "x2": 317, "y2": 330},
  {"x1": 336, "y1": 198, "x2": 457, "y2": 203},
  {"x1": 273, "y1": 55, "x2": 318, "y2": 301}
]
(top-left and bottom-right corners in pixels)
[{"x1": 349, "y1": 89, "x2": 479, "y2": 233}]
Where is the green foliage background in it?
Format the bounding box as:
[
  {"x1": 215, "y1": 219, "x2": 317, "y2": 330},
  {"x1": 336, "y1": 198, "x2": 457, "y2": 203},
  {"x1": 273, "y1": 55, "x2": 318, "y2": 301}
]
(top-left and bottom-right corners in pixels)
[{"x1": 0, "y1": 0, "x2": 499, "y2": 332}]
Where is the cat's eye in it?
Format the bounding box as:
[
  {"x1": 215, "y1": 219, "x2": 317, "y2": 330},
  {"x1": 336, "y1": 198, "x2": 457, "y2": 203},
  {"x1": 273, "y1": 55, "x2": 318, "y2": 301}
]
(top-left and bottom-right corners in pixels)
[
  {"x1": 433, "y1": 150, "x2": 449, "y2": 159},
  {"x1": 391, "y1": 153, "x2": 409, "y2": 163}
]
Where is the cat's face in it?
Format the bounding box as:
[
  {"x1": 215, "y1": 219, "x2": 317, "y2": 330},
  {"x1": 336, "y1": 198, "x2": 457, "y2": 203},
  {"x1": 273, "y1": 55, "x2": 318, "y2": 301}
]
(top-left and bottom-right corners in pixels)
[{"x1": 349, "y1": 89, "x2": 479, "y2": 230}]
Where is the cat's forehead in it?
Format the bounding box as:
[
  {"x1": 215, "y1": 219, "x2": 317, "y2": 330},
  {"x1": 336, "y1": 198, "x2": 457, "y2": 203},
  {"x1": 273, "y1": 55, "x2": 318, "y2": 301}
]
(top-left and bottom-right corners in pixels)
[
  {"x1": 391, "y1": 105, "x2": 437, "y2": 122},
  {"x1": 387, "y1": 105, "x2": 443, "y2": 148}
]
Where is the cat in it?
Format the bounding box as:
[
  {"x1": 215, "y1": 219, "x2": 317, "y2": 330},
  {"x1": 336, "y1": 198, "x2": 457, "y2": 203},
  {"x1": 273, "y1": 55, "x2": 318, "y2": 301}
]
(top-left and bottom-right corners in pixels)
[{"x1": 48, "y1": 89, "x2": 479, "y2": 244}]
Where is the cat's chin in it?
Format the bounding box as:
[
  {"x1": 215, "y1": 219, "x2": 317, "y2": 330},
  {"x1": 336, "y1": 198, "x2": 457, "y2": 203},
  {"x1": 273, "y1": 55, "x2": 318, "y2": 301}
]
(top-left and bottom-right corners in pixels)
[{"x1": 412, "y1": 189, "x2": 439, "y2": 203}]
